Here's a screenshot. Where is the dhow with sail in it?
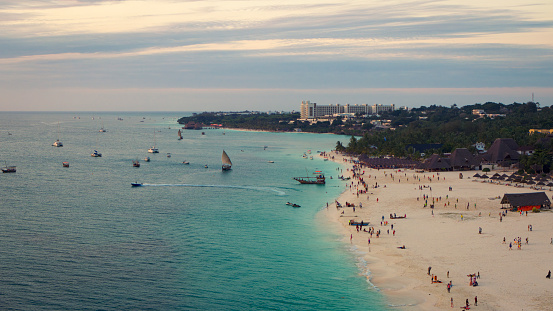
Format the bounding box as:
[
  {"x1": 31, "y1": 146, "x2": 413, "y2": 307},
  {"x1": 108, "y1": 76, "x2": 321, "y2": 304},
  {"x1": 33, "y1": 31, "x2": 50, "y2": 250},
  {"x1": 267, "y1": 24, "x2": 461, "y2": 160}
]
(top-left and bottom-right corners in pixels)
[{"x1": 221, "y1": 150, "x2": 232, "y2": 171}]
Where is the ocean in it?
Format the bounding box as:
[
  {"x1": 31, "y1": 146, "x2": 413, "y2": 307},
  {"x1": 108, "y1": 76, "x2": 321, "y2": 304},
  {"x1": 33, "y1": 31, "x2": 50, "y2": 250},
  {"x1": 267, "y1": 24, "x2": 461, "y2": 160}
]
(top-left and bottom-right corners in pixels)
[{"x1": 0, "y1": 112, "x2": 389, "y2": 310}]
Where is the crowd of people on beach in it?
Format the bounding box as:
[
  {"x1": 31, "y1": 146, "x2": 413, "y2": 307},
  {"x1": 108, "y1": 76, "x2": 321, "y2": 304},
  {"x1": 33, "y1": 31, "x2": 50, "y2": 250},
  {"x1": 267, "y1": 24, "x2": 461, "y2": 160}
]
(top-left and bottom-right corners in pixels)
[{"x1": 330, "y1": 151, "x2": 553, "y2": 310}]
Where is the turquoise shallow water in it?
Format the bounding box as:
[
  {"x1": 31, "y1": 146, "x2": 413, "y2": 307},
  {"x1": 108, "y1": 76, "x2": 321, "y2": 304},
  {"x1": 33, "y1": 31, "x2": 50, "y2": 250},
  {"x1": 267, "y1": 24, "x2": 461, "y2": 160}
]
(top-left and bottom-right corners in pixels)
[{"x1": 0, "y1": 112, "x2": 389, "y2": 310}]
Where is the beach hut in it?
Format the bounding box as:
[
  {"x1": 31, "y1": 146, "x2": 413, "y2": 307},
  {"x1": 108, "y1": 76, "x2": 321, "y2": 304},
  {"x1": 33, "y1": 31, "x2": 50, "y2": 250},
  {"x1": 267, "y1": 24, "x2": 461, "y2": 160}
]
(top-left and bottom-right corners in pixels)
[
  {"x1": 449, "y1": 148, "x2": 479, "y2": 170},
  {"x1": 500, "y1": 192, "x2": 551, "y2": 211}
]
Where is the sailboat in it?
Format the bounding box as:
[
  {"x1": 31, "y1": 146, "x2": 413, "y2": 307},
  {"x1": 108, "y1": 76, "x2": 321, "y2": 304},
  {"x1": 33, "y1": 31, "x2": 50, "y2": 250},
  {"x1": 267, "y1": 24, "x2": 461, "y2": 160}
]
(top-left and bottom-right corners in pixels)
[
  {"x1": 221, "y1": 150, "x2": 232, "y2": 171},
  {"x1": 178, "y1": 129, "x2": 183, "y2": 140},
  {"x1": 148, "y1": 129, "x2": 159, "y2": 153},
  {"x1": 99, "y1": 122, "x2": 107, "y2": 132},
  {"x1": 52, "y1": 122, "x2": 63, "y2": 147}
]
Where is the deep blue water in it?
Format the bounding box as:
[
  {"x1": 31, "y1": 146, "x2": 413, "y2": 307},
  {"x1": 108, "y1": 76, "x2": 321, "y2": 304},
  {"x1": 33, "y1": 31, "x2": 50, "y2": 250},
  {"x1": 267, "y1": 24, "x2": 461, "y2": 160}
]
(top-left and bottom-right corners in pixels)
[{"x1": 0, "y1": 112, "x2": 389, "y2": 310}]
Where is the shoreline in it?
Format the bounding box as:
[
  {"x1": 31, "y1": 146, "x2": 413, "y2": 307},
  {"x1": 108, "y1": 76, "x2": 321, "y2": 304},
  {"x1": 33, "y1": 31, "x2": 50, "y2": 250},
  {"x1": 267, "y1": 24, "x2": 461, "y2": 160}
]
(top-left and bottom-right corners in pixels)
[{"x1": 322, "y1": 151, "x2": 553, "y2": 311}]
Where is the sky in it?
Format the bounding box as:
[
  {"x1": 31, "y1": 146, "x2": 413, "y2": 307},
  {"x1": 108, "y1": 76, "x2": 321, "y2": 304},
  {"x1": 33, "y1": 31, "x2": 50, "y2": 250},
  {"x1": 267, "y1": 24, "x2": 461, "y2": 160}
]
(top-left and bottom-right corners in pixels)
[{"x1": 0, "y1": 0, "x2": 552, "y2": 111}]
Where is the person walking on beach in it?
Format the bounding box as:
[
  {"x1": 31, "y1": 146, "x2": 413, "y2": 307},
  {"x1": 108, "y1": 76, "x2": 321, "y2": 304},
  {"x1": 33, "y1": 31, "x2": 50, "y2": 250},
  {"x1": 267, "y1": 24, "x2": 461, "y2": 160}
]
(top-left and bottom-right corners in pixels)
[
  {"x1": 451, "y1": 297, "x2": 453, "y2": 308},
  {"x1": 428, "y1": 266, "x2": 432, "y2": 275},
  {"x1": 466, "y1": 299, "x2": 469, "y2": 308},
  {"x1": 475, "y1": 296, "x2": 478, "y2": 306}
]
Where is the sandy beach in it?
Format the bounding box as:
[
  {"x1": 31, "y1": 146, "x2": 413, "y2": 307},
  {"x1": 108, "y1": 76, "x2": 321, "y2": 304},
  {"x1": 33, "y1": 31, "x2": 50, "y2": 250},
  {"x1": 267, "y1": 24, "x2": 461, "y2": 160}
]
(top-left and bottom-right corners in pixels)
[{"x1": 323, "y1": 151, "x2": 553, "y2": 311}]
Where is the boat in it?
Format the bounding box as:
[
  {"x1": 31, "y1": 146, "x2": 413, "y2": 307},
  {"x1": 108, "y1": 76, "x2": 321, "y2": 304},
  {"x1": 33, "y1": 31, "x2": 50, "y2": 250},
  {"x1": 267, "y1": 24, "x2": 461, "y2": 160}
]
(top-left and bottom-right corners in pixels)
[
  {"x1": 268, "y1": 161, "x2": 274, "y2": 163},
  {"x1": 91, "y1": 150, "x2": 102, "y2": 157},
  {"x1": 167, "y1": 153, "x2": 171, "y2": 158},
  {"x1": 293, "y1": 171, "x2": 325, "y2": 184},
  {"x1": 204, "y1": 164, "x2": 209, "y2": 168},
  {"x1": 349, "y1": 220, "x2": 369, "y2": 226},
  {"x1": 99, "y1": 122, "x2": 107, "y2": 132},
  {"x1": 1, "y1": 161, "x2": 16, "y2": 173},
  {"x1": 390, "y1": 213, "x2": 407, "y2": 219},
  {"x1": 144, "y1": 156, "x2": 150, "y2": 162},
  {"x1": 221, "y1": 151, "x2": 232, "y2": 171},
  {"x1": 133, "y1": 159, "x2": 140, "y2": 167},
  {"x1": 148, "y1": 129, "x2": 159, "y2": 153},
  {"x1": 286, "y1": 202, "x2": 301, "y2": 207},
  {"x1": 309, "y1": 156, "x2": 313, "y2": 160},
  {"x1": 62, "y1": 162, "x2": 69, "y2": 167},
  {"x1": 52, "y1": 122, "x2": 63, "y2": 147},
  {"x1": 183, "y1": 161, "x2": 190, "y2": 165},
  {"x1": 131, "y1": 182, "x2": 143, "y2": 187},
  {"x1": 178, "y1": 129, "x2": 183, "y2": 140},
  {"x1": 221, "y1": 150, "x2": 232, "y2": 171}
]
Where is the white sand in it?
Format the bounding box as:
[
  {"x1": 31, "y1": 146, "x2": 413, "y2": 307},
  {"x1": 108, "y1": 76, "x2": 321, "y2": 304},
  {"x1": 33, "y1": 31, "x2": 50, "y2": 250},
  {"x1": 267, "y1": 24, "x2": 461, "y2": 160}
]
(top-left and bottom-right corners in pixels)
[{"x1": 322, "y1": 152, "x2": 553, "y2": 311}]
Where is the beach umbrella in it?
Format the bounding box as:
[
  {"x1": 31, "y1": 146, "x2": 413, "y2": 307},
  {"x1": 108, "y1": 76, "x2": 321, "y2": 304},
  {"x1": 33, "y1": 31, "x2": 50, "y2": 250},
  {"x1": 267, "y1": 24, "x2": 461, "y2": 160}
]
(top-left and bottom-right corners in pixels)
[
  {"x1": 547, "y1": 182, "x2": 553, "y2": 190},
  {"x1": 481, "y1": 175, "x2": 489, "y2": 179},
  {"x1": 493, "y1": 173, "x2": 500, "y2": 177},
  {"x1": 473, "y1": 173, "x2": 481, "y2": 178},
  {"x1": 537, "y1": 181, "x2": 545, "y2": 186},
  {"x1": 526, "y1": 180, "x2": 535, "y2": 185},
  {"x1": 502, "y1": 174, "x2": 509, "y2": 177}
]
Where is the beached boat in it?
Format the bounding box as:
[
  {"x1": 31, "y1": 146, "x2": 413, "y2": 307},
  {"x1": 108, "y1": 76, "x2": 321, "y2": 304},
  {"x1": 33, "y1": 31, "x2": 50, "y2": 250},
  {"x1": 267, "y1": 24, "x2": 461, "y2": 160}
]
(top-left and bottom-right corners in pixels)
[
  {"x1": 133, "y1": 159, "x2": 140, "y2": 167},
  {"x1": 222, "y1": 150, "x2": 232, "y2": 171},
  {"x1": 293, "y1": 171, "x2": 325, "y2": 184},
  {"x1": 1, "y1": 161, "x2": 16, "y2": 173},
  {"x1": 390, "y1": 214, "x2": 406, "y2": 219},
  {"x1": 91, "y1": 150, "x2": 102, "y2": 157},
  {"x1": 131, "y1": 182, "x2": 143, "y2": 187},
  {"x1": 178, "y1": 129, "x2": 183, "y2": 140},
  {"x1": 349, "y1": 220, "x2": 369, "y2": 226},
  {"x1": 62, "y1": 162, "x2": 69, "y2": 167}
]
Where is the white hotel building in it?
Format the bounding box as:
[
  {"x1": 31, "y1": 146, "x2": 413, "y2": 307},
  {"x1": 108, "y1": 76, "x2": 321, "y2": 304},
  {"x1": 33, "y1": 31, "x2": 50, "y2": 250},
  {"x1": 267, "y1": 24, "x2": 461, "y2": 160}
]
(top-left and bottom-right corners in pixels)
[{"x1": 300, "y1": 101, "x2": 394, "y2": 119}]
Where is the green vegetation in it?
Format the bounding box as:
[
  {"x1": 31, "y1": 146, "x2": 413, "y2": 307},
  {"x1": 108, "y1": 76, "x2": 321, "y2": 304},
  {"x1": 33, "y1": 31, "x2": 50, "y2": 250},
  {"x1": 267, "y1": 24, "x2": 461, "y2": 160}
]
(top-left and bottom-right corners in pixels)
[
  {"x1": 177, "y1": 112, "x2": 361, "y2": 134},
  {"x1": 179, "y1": 102, "x2": 553, "y2": 173}
]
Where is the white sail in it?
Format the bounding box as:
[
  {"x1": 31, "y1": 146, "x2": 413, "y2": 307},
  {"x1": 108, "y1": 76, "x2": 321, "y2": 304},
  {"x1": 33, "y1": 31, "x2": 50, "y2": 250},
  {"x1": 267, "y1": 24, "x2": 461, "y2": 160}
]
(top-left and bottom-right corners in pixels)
[{"x1": 222, "y1": 150, "x2": 232, "y2": 170}]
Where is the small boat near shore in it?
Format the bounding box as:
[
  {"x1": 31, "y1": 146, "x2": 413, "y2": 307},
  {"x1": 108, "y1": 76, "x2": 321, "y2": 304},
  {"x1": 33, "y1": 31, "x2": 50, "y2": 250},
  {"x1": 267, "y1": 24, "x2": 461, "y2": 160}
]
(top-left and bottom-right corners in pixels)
[
  {"x1": 62, "y1": 162, "x2": 70, "y2": 167},
  {"x1": 91, "y1": 150, "x2": 102, "y2": 157},
  {"x1": 293, "y1": 171, "x2": 325, "y2": 184},
  {"x1": 286, "y1": 202, "x2": 301, "y2": 207},
  {"x1": 132, "y1": 159, "x2": 140, "y2": 167},
  {"x1": 131, "y1": 182, "x2": 143, "y2": 187}
]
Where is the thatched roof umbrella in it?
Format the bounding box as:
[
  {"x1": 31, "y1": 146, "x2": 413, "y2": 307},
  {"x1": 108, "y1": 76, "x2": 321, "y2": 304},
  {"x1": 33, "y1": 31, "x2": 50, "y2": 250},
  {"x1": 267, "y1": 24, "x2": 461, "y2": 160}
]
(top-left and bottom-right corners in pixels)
[
  {"x1": 481, "y1": 175, "x2": 489, "y2": 179},
  {"x1": 502, "y1": 174, "x2": 509, "y2": 178},
  {"x1": 526, "y1": 180, "x2": 536, "y2": 185},
  {"x1": 473, "y1": 173, "x2": 481, "y2": 178},
  {"x1": 493, "y1": 173, "x2": 501, "y2": 177},
  {"x1": 537, "y1": 181, "x2": 545, "y2": 186},
  {"x1": 547, "y1": 182, "x2": 553, "y2": 190}
]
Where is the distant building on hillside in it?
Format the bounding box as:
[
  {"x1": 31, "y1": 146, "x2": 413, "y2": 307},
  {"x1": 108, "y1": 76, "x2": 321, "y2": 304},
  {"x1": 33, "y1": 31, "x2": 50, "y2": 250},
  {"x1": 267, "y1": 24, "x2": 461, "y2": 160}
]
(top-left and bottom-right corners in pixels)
[
  {"x1": 529, "y1": 129, "x2": 553, "y2": 135},
  {"x1": 300, "y1": 101, "x2": 394, "y2": 119}
]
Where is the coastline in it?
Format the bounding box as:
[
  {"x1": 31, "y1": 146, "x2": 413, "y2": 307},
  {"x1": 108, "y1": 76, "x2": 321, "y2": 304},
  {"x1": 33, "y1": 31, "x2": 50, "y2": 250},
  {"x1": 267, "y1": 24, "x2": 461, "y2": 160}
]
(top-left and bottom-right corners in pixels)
[{"x1": 322, "y1": 151, "x2": 553, "y2": 311}]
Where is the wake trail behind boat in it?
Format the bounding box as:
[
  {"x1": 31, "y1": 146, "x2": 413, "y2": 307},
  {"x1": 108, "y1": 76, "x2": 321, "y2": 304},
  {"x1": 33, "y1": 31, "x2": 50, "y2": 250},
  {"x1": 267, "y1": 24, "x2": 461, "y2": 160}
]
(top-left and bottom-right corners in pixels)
[{"x1": 140, "y1": 183, "x2": 286, "y2": 195}]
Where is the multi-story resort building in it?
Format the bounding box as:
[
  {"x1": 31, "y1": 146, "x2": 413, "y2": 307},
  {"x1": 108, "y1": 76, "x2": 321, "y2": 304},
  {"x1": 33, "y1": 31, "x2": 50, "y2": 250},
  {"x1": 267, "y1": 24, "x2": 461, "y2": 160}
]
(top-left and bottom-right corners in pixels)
[{"x1": 300, "y1": 101, "x2": 394, "y2": 119}]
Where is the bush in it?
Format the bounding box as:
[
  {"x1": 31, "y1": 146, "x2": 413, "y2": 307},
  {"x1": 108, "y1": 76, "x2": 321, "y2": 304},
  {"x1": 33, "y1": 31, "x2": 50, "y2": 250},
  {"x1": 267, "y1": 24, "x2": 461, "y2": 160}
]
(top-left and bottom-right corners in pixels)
[
  {"x1": 532, "y1": 207, "x2": 541, "y2": 213},
  {"x1": 482, "y1": 168, "x2": 490, "y2": 172}
]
